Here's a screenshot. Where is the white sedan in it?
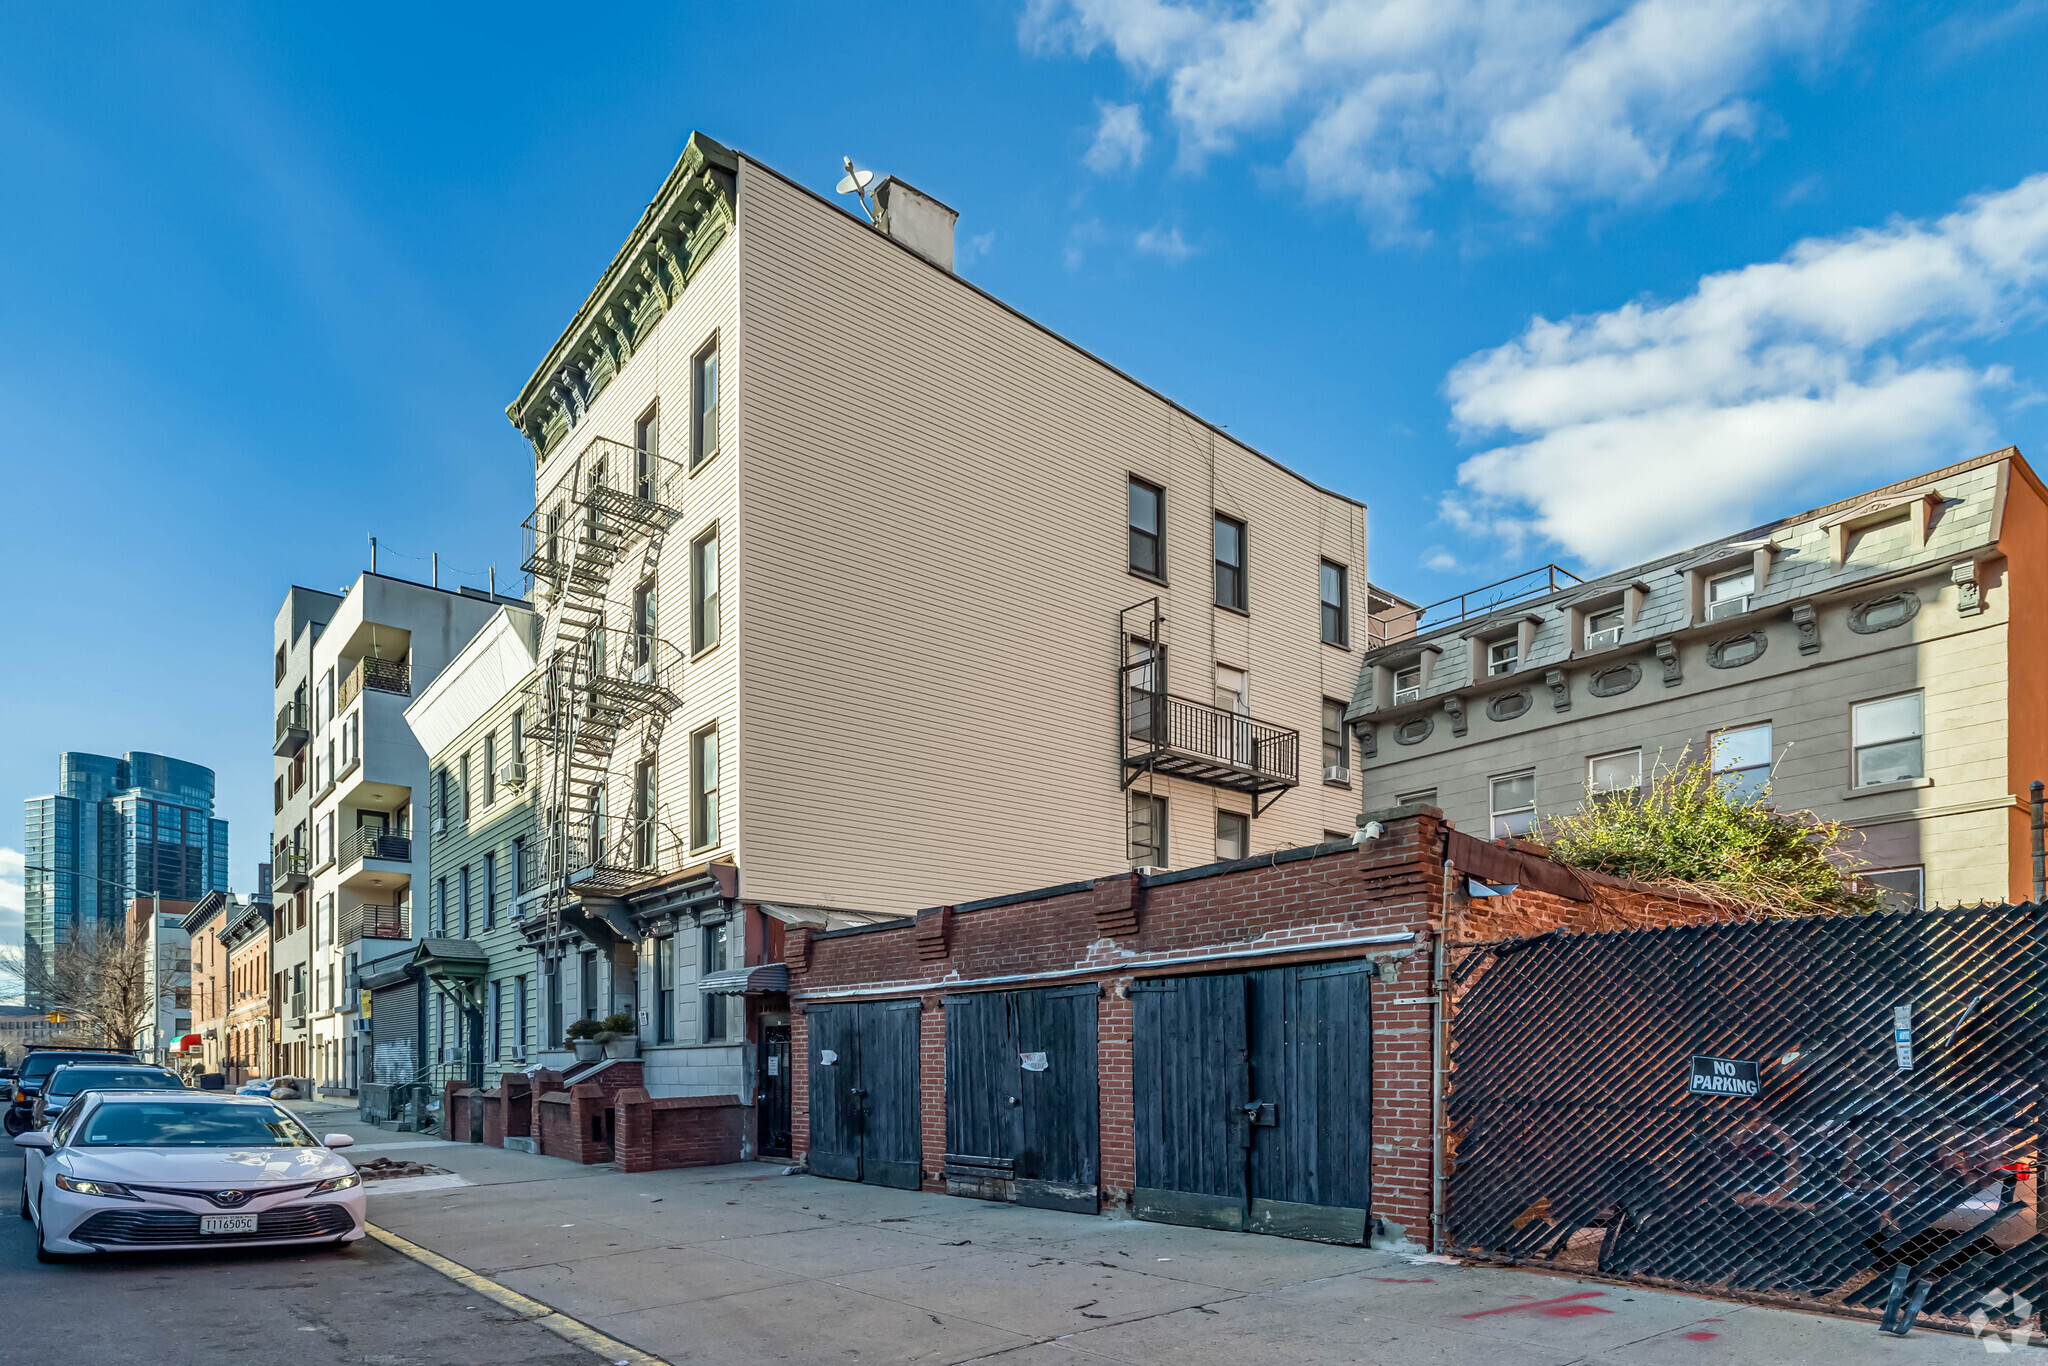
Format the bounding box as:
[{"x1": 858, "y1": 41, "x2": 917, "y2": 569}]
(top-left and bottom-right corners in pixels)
[{"x1": 15, "y1": 1091, "x2": 366, "y2": 1262}]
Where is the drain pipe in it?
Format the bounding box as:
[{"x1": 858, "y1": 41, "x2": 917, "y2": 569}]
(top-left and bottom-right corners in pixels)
[{"x1": 1429, "y1": 841, "x2": 1452, "y2": 1254}]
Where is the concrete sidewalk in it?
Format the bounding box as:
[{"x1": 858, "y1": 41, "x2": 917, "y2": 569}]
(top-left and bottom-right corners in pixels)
[{"x1": 330, "y1": 1113, "x2": 2010, "y2": 1365}]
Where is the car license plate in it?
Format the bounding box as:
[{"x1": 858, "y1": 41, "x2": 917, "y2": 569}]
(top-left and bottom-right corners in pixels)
[{"x1": 200, "y1": 1214, "x2": 258, "y2": 1235}]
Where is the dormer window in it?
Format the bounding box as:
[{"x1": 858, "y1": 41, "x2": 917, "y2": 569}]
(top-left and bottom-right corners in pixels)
[
  {"x1": 1585, "y1": 608, "x2": 1624, "y2": 650},
  {"x1": 1486, "y1": 639, "x2": 1518, "y2": 675},
  {"x1": 1393, "y1": 667, "x2": 1423, "y2": 704},
  {"x1": 1706, "y1": 569, "x2": 1754, "y2": 622}
]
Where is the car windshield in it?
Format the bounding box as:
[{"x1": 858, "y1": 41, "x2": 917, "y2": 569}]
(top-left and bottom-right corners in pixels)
[
  {"x1": 49, "y1": 1069, "x2": 181, "y2": 1097},
  {"x1": 21, "y1": 1054, "x2": 134, "y2": 1082},
  {"x1": 76, "y1": 1101, "x2": 317, "y2": 1148}
]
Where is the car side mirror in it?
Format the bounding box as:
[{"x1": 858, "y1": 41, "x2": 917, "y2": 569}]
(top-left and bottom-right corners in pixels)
[
  {"x1": 322, "y1": 1134, "x2": 354, "y2": 1150},
  {"x1": 13, "y1": 1132, "x2": 52, "y2": 1151}
]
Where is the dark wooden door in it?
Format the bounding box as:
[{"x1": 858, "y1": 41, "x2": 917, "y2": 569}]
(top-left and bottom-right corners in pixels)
[
  {"x1": 855, "y1": 1000, "x2": 923, "y2": 1189},
  {"x1": 944, "y1": 986, "x2": 1101, "y2": 1213},
  {"x1": 759, "y1": 1023, "x2": 792, "y2": 1158},
  {"x1": 806, "y1": 1003, "x2": 863, "y2": 1181},
  {"x1": 1132, "y1": 961, "x2": 1373, "y2": 1243}
]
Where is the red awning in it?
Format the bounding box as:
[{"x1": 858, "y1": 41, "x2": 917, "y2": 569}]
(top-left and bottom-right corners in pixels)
[{"x1": 177, "y1": 1034, "x2": 203, "y2": 1051}]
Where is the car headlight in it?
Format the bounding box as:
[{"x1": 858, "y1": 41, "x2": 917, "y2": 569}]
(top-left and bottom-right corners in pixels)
[
  {"x1": 53, "y1": 1175, "x2": 140, "y2": 1200},
  {"x1": 310, "y1": 1172, "x2": 361, "y2": 1194}
]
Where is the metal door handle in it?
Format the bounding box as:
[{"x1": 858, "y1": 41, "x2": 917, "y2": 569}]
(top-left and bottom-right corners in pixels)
[{"x1": 1007, "y1": 1096, "x2": 1020, "y2": 1106}]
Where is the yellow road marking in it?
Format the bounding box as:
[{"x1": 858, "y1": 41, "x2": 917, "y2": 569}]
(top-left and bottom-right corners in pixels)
[{"x1": 365, "y1": 1223, "x2": 670, "y2": 1366}]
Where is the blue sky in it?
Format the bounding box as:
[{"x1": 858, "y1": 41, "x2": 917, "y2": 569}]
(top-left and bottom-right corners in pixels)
[{"x1": 6, "y1": 2, "x2": 2048, "y2": 945}]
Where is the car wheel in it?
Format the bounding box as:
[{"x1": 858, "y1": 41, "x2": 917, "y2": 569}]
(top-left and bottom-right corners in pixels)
[{"x1": 2, "y1": 1109, "x2": 24, "y2": 1138}]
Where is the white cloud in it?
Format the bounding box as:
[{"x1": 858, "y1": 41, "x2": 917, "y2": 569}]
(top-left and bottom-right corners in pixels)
[
  {"x1": 1135, "y1": 223, "x2": 1196, "y2": 261},
  {"x1": 1030, "y1": 0, "x2": 1848, "y2": 226},
  {"x1": 1440, "y1": 174, "x2": 2048, "y2": 567},
  {"x1": 1085, "y1": 100, "x2": 1151, "y2": 174},
  {"x1": 957, "y1": 230, "x2": 998, "y2": 268}
]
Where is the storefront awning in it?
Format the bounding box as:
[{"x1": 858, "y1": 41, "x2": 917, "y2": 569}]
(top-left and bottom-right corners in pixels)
[
  {"x1": 176, "y1": 1034, "x2": 203, "y2": 1052},
  {"x1": 697, "y1": 963, "x2": 790, "y2": 997}
]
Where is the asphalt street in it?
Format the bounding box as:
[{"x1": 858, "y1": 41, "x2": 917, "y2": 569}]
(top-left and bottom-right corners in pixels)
[{"x1": 0, "y1": 1149, "x2": 604, "y2": 1366}]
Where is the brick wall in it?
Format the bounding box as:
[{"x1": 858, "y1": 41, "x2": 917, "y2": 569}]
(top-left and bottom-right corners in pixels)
[
  {"x1": 535, "y1": 1081, "x2": 611, "y2": 1164},
  {"x1": 613, "y1": 1088, "x2": 746, "y2": 1172},
  {"x1": 788, "y1": 809, "x2": 1724, "y2": 1245}
]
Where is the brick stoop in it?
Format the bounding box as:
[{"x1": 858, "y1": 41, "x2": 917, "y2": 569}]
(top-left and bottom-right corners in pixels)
[
  {"x1": 536, "y1": 1081, "x2": 612, "y2": 1164},
  {"x1": 611, "y1": 1088, "x2": 747, "y2": 1172}
]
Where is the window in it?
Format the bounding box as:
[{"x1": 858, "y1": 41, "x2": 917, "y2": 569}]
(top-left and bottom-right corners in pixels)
[
  {"x1": 483, "y1": 734, "x2": 496, "y2": 808},
  {"x1": 483, "y1": 851, "x2": 497, "y2": 929},
  {"x1": 635, "y1": 402, "x2": 660, "y2": 499},
  {"x1": 274, "y1": 777, "x2": 284, "y2": 814},
  {"x1": 490, "y1": 981, "x2": 504, "y2": 1062},
  {"x1": 1584, "y1": 608, "x2": 1624, "y2": 649},
  {"x1": 579, "y1": 951, "x2": 599, "y2": 1022},
  {"x1": 1322, "y1": 700, "x2": 1349, "y2": 778},
  {"x1": 1215, "y1": 810, "x2": 1249, "y2": 861},
  {"x1": 1854, "y1": 692, "x2": 1925, "y2": 787},
  {"x1": 1129, "y1": 478, "x2": 1163, "y2": 579},
  {"x1": 691, "y1": 527, "x2": 720, "y2": 654},
  {"x1": 1213, "y1": 515, "x2": 1246, "y2": 612},
  {"x1": 458, "y1": 754, "x2": 472, "y2": 825},
  {"x1": 1320, "y1": 561, "x2": 1348, "y2": 646},
  {"x1": 702, "y1": 922, "x2": 729, "y2": 1041},
  {"x1": 693, "y1": 345, "x2": 720, "y2": 468},
  {"x1": 1587, "y1": 749, "x2": 1642, "y2": 794},
  {"x1": 1486, "y1": 639, "x2": 1519, "y2": 676},
  {"x1": 632, "y1": 580, "x2": 657, "y2": 674},
  {"x1": 1706, "y1": 568, "x2": 1755, "y2": 622},
  {"x1": 458, "y1": 865, "x2": 472, "y2": 938},
  {"x1": 1489, "y1": 771, "x2": 1536, "y2": 838},
  {"x1": 1396, "y1": 788, "x2": 1438, "y2": 807},
  {"x1": 692, "y1": 725, "x2": 720, "y2": 849},
  {"x1": 275, "y1": 644, "x2": 288, "y2": 685},
  {"x1": 1393, "y1": 666, "x2": 1422, "y2": 705},
  {"x1": 434, "y1": 877, "x2": 447, "y2": 936},
  {"x1": 1129, "y1": 791, "x2": 1168, "y2": 867},
  {"x1": 1865, "y1": 866, "x2": 1924, "y2": 912},
  {"x1": 654, "y1": 935, "x2": 675, "y2": 1044},
  {"x1": 1712, "y1": 723, "x2": 1773, "y2": 802},
  {"x1": 434, "y1": 768, "x2": 449, "y2": 826},
  {"x1": 510, "y1": 708, "x2": 525, "y2": 779},
  {"x1": 634, "y1": 758, "x2": 658, "y2": 866},
  {"x1": 545, "y1": 958, "x2": 562, "y2": 1045},
  {"x1": 515, "y1": 973, "x2": 529, "y2": 1057}
]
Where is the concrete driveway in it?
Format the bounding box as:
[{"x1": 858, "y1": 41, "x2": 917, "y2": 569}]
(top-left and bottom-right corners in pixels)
[{"x1": 319, "y1": 1107, "x2": 2007, "y2": 1365}]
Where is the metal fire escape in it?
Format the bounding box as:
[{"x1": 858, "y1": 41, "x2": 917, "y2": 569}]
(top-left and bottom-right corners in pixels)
[{"x1": 520, "y1": 434, "x2": 686, "y2": 949}]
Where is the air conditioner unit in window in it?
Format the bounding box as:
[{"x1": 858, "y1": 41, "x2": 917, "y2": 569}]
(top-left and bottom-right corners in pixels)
[
  {"x1": 430, "y1": 817, "x2": 447, "y2": 836},
  {"x1": 1324, "y1": 765, "x2": 1352, "y2": 784},
  {"x1": 1585, "y1": 627, "x2": 1622, "y2": 649},
  {"x1": 498, "y1": 761, "x2": 526, "y2": 788},
  {"x1": 1706, "y1": 595, "x2": 1750, "y2": 622},
  {"x1": 632, "y1": 662, "x2": 653, "y2": 686}
]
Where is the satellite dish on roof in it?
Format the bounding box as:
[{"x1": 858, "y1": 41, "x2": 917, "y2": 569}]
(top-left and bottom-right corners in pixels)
[{"x1": 838, "y1": 156, "x2": 880, "y2": 224}]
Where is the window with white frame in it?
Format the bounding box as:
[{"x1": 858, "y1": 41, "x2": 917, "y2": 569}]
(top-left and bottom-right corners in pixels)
[
  {"x1": 1712, "y1": 723, "x2": 1774, "y2": 802},
  {"x1": 1396, "y1": 787, "x2": 1438, "y2": 807},
  {"x1": 1706, "y1": 568, "x2": 1755, "y2": 621},
  {"x1": 1321, "y1": 700, "x2": 1349, "y2": 778},
  {"x1": 1587, "y1": 749, "x2": 1642, "y2": 794},
  {"x1": 1864, "y1": 866, "x2": 1924, "y2": 912},
  {"x1": 1584, "y1": 608, "x2": 1624, "y2": 649},
  {"x1": 1853, "y1": 692, "x2": 1925, "y2": 787},
  {"x1": 1392, "y1": 666, "x2": 1422, "y2": 704},
  {"x1": 1489, "y1": 771, "x2": 1536, "y2": 838},
  {"x1": 1129, "y1": 791, "x2": 1167, "y2": 867},
  {"x1": 1215, "y1": 810, "x2": 1249, "y2": 861},
  {"x1": 1486, "y1": 638, "x2": 1518, "y2": 675}
]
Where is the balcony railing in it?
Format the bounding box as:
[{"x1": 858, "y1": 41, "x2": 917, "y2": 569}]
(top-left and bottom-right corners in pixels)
[
  {"x1": 559, "y1": 815, "x2": 667, "y2": 895},
  {"x1": 1123, "y1": 690, "x2": 1300, "y2": 807},
  {"x1": 1367, "y1": 563, "x2": 1585, "y2": 652},
  {"x1": 338, "y1": 655, "x2": 411, "y2": 710},
  {"x1": 338, "y1": 901, "x2": 409, "y2": 944},
  {"x1": 521, "y1": 435, "x2": 687, "y2": 585},
  {"x1": 340, "y1": 828, "x2": 412, "y2": 870},
  {"x1": 274, "y1": 699, "x2": 309, "y2": 756},
  {"x1": 273, "y1": 844, "x2": 309, "y2": 889},
  {"x1": 516, "y1": 842, "x2": 543, "y2": 894}
]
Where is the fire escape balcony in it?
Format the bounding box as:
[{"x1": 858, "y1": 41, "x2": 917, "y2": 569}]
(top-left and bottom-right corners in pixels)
[
  {"x1": 521, "y1": 435, "x2": 686, "y2": 585},
  {"x1": 274, "y1": 699, "x2": 309, "y2": 756},
  {"x1": 561, "y1": 815, "x2": 670, "y2": 897},
  {"x1": 524, "y1": 629, "x2": 683, "y2": 743},
  {"x1": 1122, "y1": 692, "x2": 1300, "y2": 814}
]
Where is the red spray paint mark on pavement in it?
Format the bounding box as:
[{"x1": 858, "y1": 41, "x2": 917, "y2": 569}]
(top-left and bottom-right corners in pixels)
[
  {"x1": 1683, "y1": 1331, "x2": 1719, "y2": 1341},
  {"x1": 1462, "y1": 1291, "x2": 1613, "y2": 1319},
  {"x1": 1365, "y1": 1277, "x2": 1435, "y2": 1283}
]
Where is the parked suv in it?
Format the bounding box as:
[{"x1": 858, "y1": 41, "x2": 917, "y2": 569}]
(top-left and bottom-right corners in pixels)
[
  {"x1": 5, "y1": 1050, "x2": 139, "y2": 1136},
  {"x1": 32, "y1": 1064, "x2": 185, "y2": 1131}
]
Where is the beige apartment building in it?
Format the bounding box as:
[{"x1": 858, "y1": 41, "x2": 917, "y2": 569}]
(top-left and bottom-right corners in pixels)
[
  {"x1": 502, "y1": 133, "x2": 1375, "y2": 1090},
  {"x1": 1350, "y1": 448, "x2": 2048, "y2": 909}
]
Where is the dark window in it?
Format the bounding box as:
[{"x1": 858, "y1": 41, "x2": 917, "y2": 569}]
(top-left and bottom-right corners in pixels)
[
  {"x1": 482, "y1": 851, "x2": 497, "y2": 929},
  {"x1": 1128, "y1": 478, "x2": 1163, "y2": 579},
  {"x1": 274, "y1": 645, "x2": 287, "y2": 685},
  {"x1": 482, "y1": 733, "x2": 496, "y2": 807},
  {"x1": 579, "y1": 951, "x2": 599, "y2": 1021},
  {"x1": 693, "y1": 345, "x2": 720, "y2": 468},
  {"x1": 1129, "y1": 791, "x2": 1168, "y2": 867},
  {"x1": 655, "y1": 935, "x2": 675, "y2": 1043},
  {"x1": 1320, "y1": 561, "x2": 1348, "y2": 646},
  {"x1": 1214, "y1": 810, "x2": 1248, "y2": 861},
  {"x1": 635, "y1": 403, "x2": 659, "y2": 499},
  {"x1": 515, "y1": 973, "x2": 529, "y2": 1055},
  {"x1": 1213, "y1": 515, "x2": 1246, "y2": 612},
  {"x1": 702, "y1": 923, "x2": 729, "y2": 1041},
  {"x1": 545, "y1": 959, "x2": 562, "y2": 1045},
  {"x1": 692, "y1": 726, "x2": 720, "y2": 849},
  {"x1": 633, "y1": 580, "x2": 656, "y2": 669},
  {"x1": 691, "y1": 528, "x2": 720, "y2": 653},
  {"x1": 1322, "y1": 700, "x2": 1349, "y2": 775},
  {"x1": 634, "y1": 758, "x2": 658, "y2": 866},
  {"x1": 458, "y1": 865, "x2": 471, "y2": 938},
  {"x1": 459, "y1": 754, "x2": 472, "y2": 823}
]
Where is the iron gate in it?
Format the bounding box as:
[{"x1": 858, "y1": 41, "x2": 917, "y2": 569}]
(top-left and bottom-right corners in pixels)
[
  {"x1": 943, "y1": 984, "x2": 1101, "y2": 1213},
  {"x1": 759, "y1": 1023, "x2": 792, "y2": 1159},
  {"x1": 1131, "y1": 959, "x2": 1374, "y2": 1244},
  {"x1": 1447, "y1": 905, "x2": 2048, "y2": 1338},
  {"x1": 806, "y1": 999, "x2": 922, "y2": 1189}
]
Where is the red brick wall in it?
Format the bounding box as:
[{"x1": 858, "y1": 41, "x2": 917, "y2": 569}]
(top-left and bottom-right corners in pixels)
[
  {"x1": 535, "y1": 1081, "x2": 612, "y2": 1164},
  {"x1": 613, "y1": 1088, "x2": 746, "y2": 1172}
]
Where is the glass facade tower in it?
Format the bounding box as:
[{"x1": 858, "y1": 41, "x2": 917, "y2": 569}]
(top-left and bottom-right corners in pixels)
[{"x1": 21, "y1": 751, "x2": 229, "y2": 1008}]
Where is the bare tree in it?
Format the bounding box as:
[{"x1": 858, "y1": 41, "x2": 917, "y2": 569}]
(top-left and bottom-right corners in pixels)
[
  {"x1": 0, "y1": 945, "x2": 22, "y2": 1005},
  {"x1": 23, "y1": 931, "x2": 148, "y2": 1051}
]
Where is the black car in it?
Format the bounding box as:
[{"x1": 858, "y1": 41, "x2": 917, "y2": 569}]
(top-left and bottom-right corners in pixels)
[
  {"x1": 31, "y1": 1063, "x2": 185, "y2": 1131},
  {"x1": 4, "y1": 1050, "x2": 139, "y2": 1136}
]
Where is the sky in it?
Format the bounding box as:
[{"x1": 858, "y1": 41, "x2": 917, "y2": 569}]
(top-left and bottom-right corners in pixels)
[{"x1": 5, "y1": 2, "x2": 2048, "y2": 950}]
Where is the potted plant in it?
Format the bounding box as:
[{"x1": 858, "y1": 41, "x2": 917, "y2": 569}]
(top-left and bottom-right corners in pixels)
[
  {"x1": 565, "y1": 1017, "x2": 603, "y2": 1063},
  {"x1": 597, "y1": 1012, "x2": 640, "y2": 1060}
]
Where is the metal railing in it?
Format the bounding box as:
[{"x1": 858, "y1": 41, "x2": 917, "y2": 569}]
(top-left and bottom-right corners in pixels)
[
  {"x1": 516, "y1": 842, "x2": 543, "y2": 894},
  {"x1": 554, "y1": 815, "x2": 669, "y2": 894},
  {"x1": 521, "y1": 435, "x2": 688, "y2": 584},
  {"x1": 273, "y1": 844, "x2": 308, "y2": 881},
  {"x1": 338, "y1": 901, "x2": 409, "y2": 944},
  {"x1": 1125, "y1": 692, "x2": 1299, "y2": 786},
  {"x1": 274, "y1": 699, "x2": 308, "y2": 752},
  {"x1": 339, "y1": 828, "x2": 412, "y2": 870},
  {"x1": 1369, "y1": 563, "x2": 1584, "y2": 650},
  {"x1": 338, "y1": 655, "x2": 411, "y2": 709}
]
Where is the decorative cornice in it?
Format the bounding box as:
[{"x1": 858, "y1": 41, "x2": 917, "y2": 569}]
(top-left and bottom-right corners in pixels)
[{"x1": 506, "y1": 132, "x2": 740, "y2": 460}]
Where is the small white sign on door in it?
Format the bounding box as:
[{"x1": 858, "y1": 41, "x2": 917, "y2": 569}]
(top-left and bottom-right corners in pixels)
[
  {"x1": 1020, "y1": 1051, "x2": 1049, "y2": 1072},
  {"x1": 818, "y1": 1049, "x2": 837, "y2": 1067},
  {"x1": 767, "y1": 1055, "x2": 779, "y2": 1076}
]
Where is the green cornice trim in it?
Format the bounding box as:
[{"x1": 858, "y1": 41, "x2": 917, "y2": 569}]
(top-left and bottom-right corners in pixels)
[{"x1": 506, "y1": 131, "x2": 739, "y2": 460}]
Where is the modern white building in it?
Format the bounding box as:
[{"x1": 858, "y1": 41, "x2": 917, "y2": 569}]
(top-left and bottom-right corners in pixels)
[{"x1": 291, "y1": 572, "x2": 525, "y2": 1095}]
